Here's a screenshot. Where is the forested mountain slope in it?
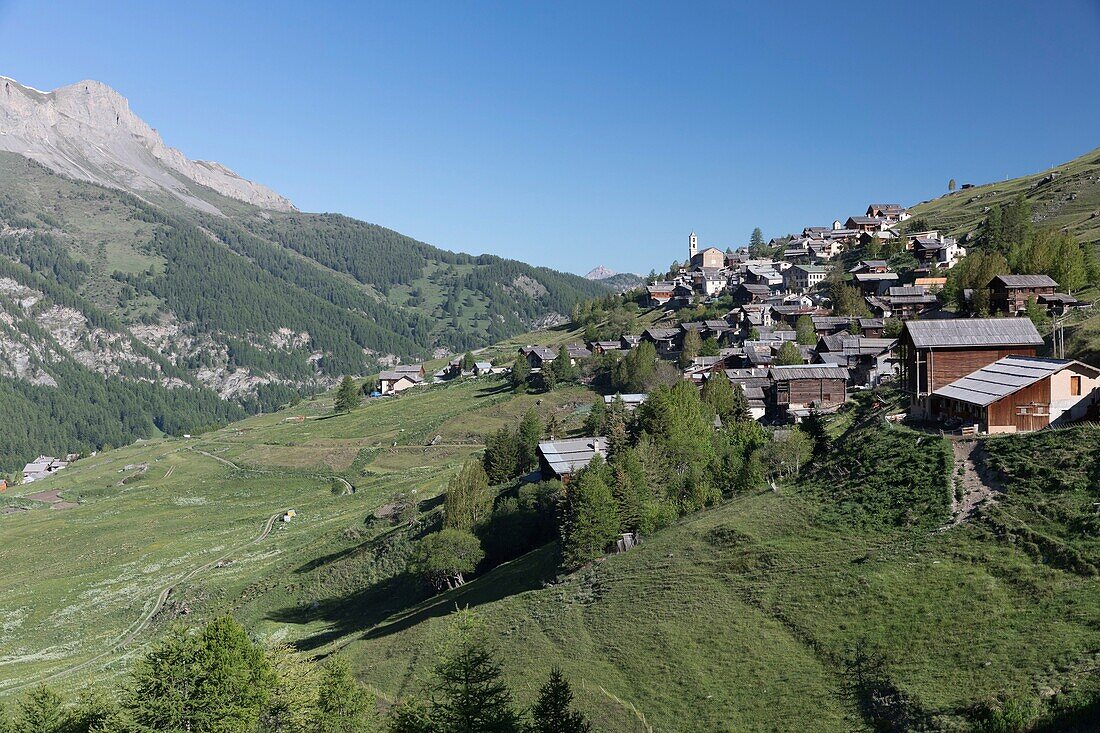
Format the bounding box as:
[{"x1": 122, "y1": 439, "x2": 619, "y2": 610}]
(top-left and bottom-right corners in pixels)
[{"x1": 0, "y1": 151, "x2": 605, "y2": 471}]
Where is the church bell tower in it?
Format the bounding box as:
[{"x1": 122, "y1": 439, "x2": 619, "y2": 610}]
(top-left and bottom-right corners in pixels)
[{"x1": 689, "y1": 231, "x2": 698, "y2": 260}]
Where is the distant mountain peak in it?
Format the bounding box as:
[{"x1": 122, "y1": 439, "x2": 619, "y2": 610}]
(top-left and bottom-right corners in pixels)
[
  {"x1": 585, "y1": 265, "x2": 617, "y2": 280},
  {"x1": 0, "y1": 76, "x2": 294, "y2": 214}
]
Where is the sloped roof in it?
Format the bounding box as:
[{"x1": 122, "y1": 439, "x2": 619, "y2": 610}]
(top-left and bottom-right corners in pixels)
[
  {"x1": 770, "y1": 365, "x2": 850, "y2": 381},
  {"x1": 989, "y1": 274, "x2": 1059, "y2": 289},
  {"x1": 933, "y1": 356, "x2": 1096, "y2": 406},
  {"x1": 537, "y1": 437, "x2": 609, "y2": 477},
  {"x1": 904, "y1": 318, "x2": 1043, "y2": 348}
]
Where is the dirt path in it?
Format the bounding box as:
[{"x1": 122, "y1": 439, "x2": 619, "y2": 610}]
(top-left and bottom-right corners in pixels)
[
  {"x1": 0, "y1": 509, "x2": 283, "y2": 694},
  {"x1": 940, "y1": 439, "x2": 1003, "y2": 530}
]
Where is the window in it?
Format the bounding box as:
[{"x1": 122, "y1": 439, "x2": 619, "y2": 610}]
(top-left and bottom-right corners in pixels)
[{"x1": 1071, "y1": 375, "x2": 1082, "y2": 396}]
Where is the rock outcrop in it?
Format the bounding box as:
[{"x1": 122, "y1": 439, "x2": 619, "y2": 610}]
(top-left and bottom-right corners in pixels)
[{"x1": 0, "y1": 76, "x2": 294, "y2": 214}]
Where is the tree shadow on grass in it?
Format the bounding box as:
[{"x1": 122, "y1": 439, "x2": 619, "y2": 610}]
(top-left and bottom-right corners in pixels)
[
  {"x1": 268, "y1": 544, "x2": 560, "y2": 652},
  {"x1": 475, "y1": 382, "x2": 513, "y2": 398}
]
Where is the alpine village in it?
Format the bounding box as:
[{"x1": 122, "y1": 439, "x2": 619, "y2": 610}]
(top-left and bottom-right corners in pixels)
[{"x1": 3, "y1": 23, "x2": 1100, "y2": 733}]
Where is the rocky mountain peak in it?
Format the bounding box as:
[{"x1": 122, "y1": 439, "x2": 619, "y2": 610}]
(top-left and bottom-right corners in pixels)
[{"x1": 0, "y1": 76, "x2": 295, "y2": 214}]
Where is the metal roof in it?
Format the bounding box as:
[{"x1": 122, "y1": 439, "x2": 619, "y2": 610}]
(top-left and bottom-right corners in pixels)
[
  {"x1": 537, "y1": 437, "x2": 609, "y2": 477},
  {"x1": 769, "y1": 365, "x2": 850, "y2": 381},
  {"x1": 990, "y1": 274, "x2": 1059, "y2": 289},
  {"x1": 904, "y1": 318, "x2": 1043, "y2": 348},
  {"x1": 933, "y1": 356, "x2": 1093, "y2": 406}
]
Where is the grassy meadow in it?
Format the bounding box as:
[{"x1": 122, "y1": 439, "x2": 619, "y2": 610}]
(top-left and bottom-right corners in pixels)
[{"x1": 1, "y1": 368, "x2": 1097, "y2": 731}]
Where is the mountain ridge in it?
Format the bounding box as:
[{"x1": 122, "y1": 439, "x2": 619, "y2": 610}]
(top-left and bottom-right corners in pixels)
[{"x1": 0, "y1": 76, "x2": 295, "y2": 214}]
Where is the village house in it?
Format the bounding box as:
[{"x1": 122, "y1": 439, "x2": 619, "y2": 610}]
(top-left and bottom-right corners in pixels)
[
  {"x1": 587, "y1": 340, "x2": 622, "y2": 355},
  {"x1": 537, "y1": 437, "x2": 609, "y2": 481},
  {"x1": 811, "y1": 315, "x2": 855, "y2": 337},
  {"x1": 20, "y1": 455, "x2": 71, "y2": 484},
  {"x1": 885, "y1": 285, "x2": 940, "y2": 319},
  {"x1": 815, "y1": 335, "x2": 899, "y2": 387},
  {"x1": 604, "y1": 393, "x2": 647, "y2": 411},
  {"x1": 646, "y1": 281, "x2": 677, "y2": 307},
  {"x1": 641, "y1": 327, "x2": 680, "y2": 356},
  {"x1": 930, "y1": 356, "x2": 1100, "y2": 433},
  {"x1": 378, "y1": 364, "x2": 425, "y2": 395},
  {"x1": 845, "y1": 215, "x2": 889, "y2": 233},
  {"x1": 620, "y1": 334, "x2": 642, "y2": 350},
  {"x1": 899, "y1": 318, "x2": 1044, "y2": 418},
  {"x1": 519, "y1": 346, "x2": 558, "y2": 370},
  {"x1": 473, "y1": 361, "x2": 495, "y2": 376},
  {"x1": 988, "y1": 275, "x2": 1059, "y2": 316},
  {"x1": 852, "y1": 271, "x2": 899, "y2": 297},
  {"x1": 743, "y1": 264, "x2": 784, "y2": 289},
  {"x1": 734, "y1": 282, "x2": 773, "y2": 306},
  {"x1": 858, "y1": 317, "x2": 886, "y2": 338},
  {"x1": 718, "y1": 367, "x2": 772, "y2": 420},
  {"x1": 784, "y1": 264, "x2": 828, "y2": 293},
  {"x1": 865, "y1": 203, "x2": 911, "y2": 223},
  {"x1": 1037, "y1": 292, "x2": 1083, "y2": 315},
  {"x1": 769, "y1": 365, "x2": 850, "y2": 419},
  {"x1": 849, "y1": 260, "x2": 890, "y2": 275}
]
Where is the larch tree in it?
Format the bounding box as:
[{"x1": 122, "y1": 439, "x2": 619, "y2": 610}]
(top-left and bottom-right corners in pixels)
[
  {"x1": 529, "y1": 668, "x2": 592, "y2": 733},
  {"x1": 334, "y1": 376, "x2": 361, "y2": 414},
  {"x1": 774, "y1": 341, "x2": 804, "y2": 366},
  {"x1": 443, "y1": 460, "x2": 493, "y2": 531},
  {"x1": 313, "y1": 658, "x2": 378, "y2": 733}
]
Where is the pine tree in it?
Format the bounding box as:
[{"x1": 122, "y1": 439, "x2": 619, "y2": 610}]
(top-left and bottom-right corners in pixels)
[
  {"x1": 127, "y1": 616, "x2": 274, "y2": 733},
  {"x1": 16, "y1": 686, "x2": 69, "y2": 733},
  {"x1": 313, "y1": 658, "x2": 377, "y2": 733},
  {"x1": 679, "y1": 329, "x2": 702, "y2": 368},
  {"x1": 334, "y1": 376, "x2": 361, "y2": 414},
  {"x1": 517, "y1": 409, "x2": 542, "y2": 473},
  {"x1": 483, "y1": 427, "x2": 520, "y2": 484},
  {"x1": 749, "y1": 227, "x2": 766, "y2": 254},
  {"x1": 258, "y1": 644, "x2": 319, "y2": 733},
  {"x1": 774, "y1": 341, "x2": 803, "y2": 366},
  {"x1": 795, "y1": 316, "x2": 817, "y2": 345},
  {"x1": 444, "y1": 460, "x2": 493, "y2": 530},
  {"x1": 552, "y1": 345, "x2": 576, "y2": 383},
  {"x1": 560, "y1": 457, "x2": 621, "y2": 568},
  {"x1": 582, "y1": 398, "x2": 606, "y2": 436},
  {"x1": 701, "y1": 374, "x2": 736, "y2": 422},
  {"x1": 510, "y1": 357, "x2": 529, "y2": 393},
  {"x1": 429, "y1": 613, "x2": 522, "y2": 733},
  {"x1": 728, "y1": 383, "x2": 752, "y2": 422},
  {"x1": 544, "y1": 412, "x2": 561, "y2": 440},
  {"x1": 529, "y1": 669, "x2": 591, "y2": 733},
  {"x1": 461, "y1": 352, "x2": 476, "y2": 371}
]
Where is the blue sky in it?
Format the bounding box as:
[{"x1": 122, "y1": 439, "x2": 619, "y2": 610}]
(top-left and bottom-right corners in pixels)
[{"x1": 2, "y1": 1, "x2": 1099, "y2": 275}]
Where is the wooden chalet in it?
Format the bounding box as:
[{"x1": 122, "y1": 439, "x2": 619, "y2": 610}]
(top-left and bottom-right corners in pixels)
[
  {"x1": 931, "y1": 356, "x2": 1100, "y2": 433},
  {"x1": 646, "y1": 281, "x2": 676, "y2": 307},
  {"x1": 734, "y1": 282, "x2": 772, "y2": 306},
  {"x1": 641, "y1": 327, "x2": 679, "y2": 356},
  {"x1": 852, "y1": 271, "x2": 899, "y2": 297},
  {"x1": 988, "y1": 275, "x2": 1058, "y2": 316},
  {"x1": 769, "y1": 365, "x2": 849, "y2": 417},
  {"x1": 885, "y1": 285, "x2": 939, "y2": 319},
  {"x1": 899, "y1": 318, "x2": 1044, "y2": 418},
  {"x1": 519, "y1": 346, "x2": 558, "y2": 370}
]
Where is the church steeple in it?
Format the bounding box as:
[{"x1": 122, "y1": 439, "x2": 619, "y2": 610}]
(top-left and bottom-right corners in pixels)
[{"x1": 689, "y1": 231, "x2": 698, "y2": 259}]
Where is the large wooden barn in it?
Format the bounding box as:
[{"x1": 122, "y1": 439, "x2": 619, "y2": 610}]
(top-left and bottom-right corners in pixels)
[
  {"x1": 899, "y1": 318, "x2": 1044, "y2": 419},
  {"x1": 931, "y1": 356, "x2": 1100, "y2": 433}
]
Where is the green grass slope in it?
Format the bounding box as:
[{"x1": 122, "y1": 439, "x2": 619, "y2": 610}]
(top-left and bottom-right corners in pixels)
[
  {"x1": 331, "y1": 420, "x2": 1098, "y2": 731},
  {"x1": 910, "y1": 146, "x2": 1100, "y2": 246},
  {"x1": 2, "y1": 371, "x2": 1097, "y2": 731},
  {"x1": 0, "y1": 375, "x2": 591, "y2": 693}
]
